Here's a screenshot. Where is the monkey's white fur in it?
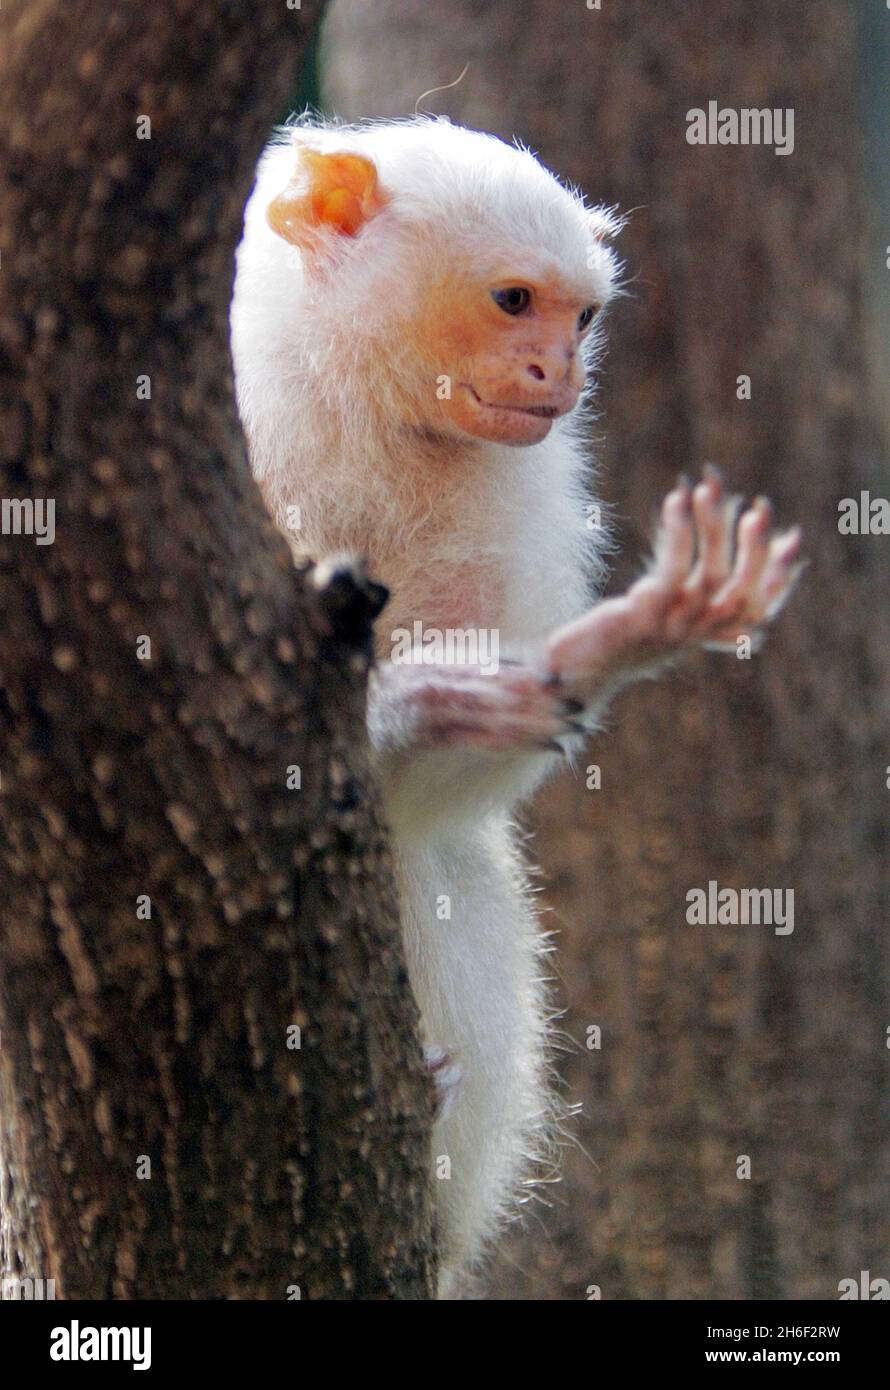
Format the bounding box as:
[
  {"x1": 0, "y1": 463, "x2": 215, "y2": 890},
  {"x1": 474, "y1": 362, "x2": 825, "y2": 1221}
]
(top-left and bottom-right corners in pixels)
[{"x1": 231, "y1": 117, "x2": 621, "y2": 1289}]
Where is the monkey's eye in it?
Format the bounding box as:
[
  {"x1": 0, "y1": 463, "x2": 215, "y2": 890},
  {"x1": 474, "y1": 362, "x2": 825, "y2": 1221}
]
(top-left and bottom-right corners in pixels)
[
  {"x1": 492, "y1": 287, "x2": 531, "y2": 316},
  {"x1": 577, "y1": 304, "x2": 598, "y2": 332}
]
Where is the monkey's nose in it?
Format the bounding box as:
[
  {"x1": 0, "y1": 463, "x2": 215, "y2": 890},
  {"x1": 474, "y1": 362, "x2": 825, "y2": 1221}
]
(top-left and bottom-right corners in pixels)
[
  {"x1": 525, "y1": 351, "x2": 585, "y2": 396},
  {"x1": 525, "y1": 356, "x2": 569, "y2": 384},
  {"x1": 526, "y1": 346, "x2": 583, "y2": 383}
]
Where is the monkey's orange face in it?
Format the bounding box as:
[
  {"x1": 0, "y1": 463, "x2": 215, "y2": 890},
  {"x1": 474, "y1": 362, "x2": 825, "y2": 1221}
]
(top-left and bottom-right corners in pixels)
[{"x1": 425, "y1": 268, "x2": 602, "y2": 447}]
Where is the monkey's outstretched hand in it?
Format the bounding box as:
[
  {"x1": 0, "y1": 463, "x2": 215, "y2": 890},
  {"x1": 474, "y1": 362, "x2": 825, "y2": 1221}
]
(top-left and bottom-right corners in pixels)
[{"x1": 546, "y1": 467, "x2": 803, "y2": 699}]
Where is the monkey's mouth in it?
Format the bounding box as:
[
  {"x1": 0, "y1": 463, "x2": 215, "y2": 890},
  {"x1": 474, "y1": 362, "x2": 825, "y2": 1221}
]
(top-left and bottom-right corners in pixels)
[
  {"x1": 513, "y1": 403, "x2": 560, "y2": 419},
  {"x1": 466, "y1": 386, "x2": 565, "y2": 419}
]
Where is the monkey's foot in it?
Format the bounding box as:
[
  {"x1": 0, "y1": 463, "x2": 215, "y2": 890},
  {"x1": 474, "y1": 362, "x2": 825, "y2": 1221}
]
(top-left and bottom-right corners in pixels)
[
  {"x1": 424, "y1": 1044, "x2": 463, "y2": 1122},
  {"x1": 547, "y1": 467, "x2": 803, "y2": 683},
  {"x1": 396, "y1": 664, "x2": 586, "y2": 753}
]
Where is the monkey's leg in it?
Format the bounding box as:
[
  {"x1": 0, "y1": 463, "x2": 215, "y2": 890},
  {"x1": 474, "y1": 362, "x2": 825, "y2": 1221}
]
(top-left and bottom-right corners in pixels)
[{"x1": 546, "y1": 468, "x2": 803, "y2": 697}]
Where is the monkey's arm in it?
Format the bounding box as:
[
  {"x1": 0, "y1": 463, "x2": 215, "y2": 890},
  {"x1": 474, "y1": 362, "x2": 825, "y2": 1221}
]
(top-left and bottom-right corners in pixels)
[
  {"x1": 367, "y1": 660, "x2": 578, "y2": 831},
  {"x1": 369, "y1": 470, "x2": 802, "y2": 829}
]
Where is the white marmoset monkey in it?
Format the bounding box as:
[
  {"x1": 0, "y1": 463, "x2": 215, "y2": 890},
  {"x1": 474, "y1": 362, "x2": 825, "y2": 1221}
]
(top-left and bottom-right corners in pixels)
[{"x1": 230, "y1": 116, "x2": 802, "y2": 1296}]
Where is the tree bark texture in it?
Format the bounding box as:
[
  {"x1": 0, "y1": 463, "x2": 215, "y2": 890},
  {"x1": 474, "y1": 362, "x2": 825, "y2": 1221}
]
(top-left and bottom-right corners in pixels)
[{"x1": 0, "y1": 0, "x2": 435, "y2": 1300}]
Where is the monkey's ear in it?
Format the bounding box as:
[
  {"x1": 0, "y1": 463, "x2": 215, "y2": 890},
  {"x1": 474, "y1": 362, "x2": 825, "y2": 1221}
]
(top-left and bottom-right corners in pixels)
[{"x1": 266, "y1": 147, "x2": 389, "y2": 249}]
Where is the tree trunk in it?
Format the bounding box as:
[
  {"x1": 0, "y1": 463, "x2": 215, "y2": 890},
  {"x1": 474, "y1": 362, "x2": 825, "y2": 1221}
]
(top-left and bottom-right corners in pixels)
[
  {"x1": 322, "y1": 0, "x2": 890, "y2": 1299},
  {"x1": 0, "y1": 0, "x2": 435, "y2": 1300}
]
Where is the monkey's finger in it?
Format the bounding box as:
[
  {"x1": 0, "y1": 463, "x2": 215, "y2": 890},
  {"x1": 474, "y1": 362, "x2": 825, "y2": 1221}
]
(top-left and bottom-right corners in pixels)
[
  {"x1": 759, "y1": 526, "x2": 804, "y2": 618},
  {"x1": 715, "y1": 496, "x2": 772, "y2": 605},
  {"x1": 653, "y1": 479, "x2": 695, "y2": 583},
  {"x1": 688, "y1": 466, "x2": 730, "y2": 589},
  {"x1": 711, "y1": 493, "x2": 745, "y2": 585}
]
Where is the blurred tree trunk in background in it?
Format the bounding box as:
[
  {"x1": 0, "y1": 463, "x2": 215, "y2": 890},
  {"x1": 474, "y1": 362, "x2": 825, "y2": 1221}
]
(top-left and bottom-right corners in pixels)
[
  {"x1": 323, "y1": 0, "x2": 890, "y2": 1299},
  {"x1": 0, "y1": 0, "x2": 434, "y2": 1299}
]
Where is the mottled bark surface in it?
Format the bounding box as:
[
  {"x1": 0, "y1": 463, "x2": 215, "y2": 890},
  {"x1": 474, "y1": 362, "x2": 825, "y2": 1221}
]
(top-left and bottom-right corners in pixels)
[
  {"x1": 323, "y1": 0, "x2": 890, "y2": 1299},
  {"x1": 0, "y1": 0, "x2": 435, "y2": 1299}
]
